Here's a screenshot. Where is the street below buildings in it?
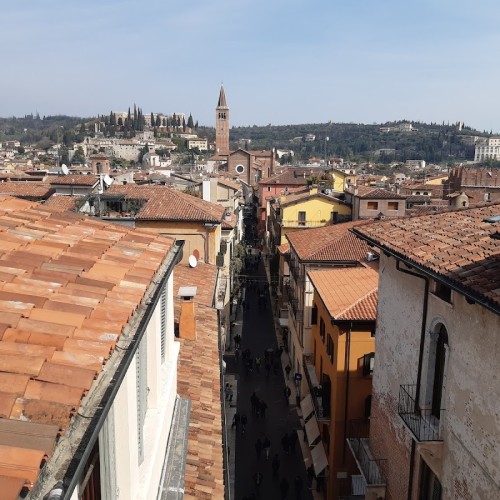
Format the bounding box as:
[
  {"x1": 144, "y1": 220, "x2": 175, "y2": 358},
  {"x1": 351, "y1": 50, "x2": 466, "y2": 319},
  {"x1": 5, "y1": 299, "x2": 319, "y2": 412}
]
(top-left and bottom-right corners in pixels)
[{"x1": 224, "y1": 249, "x2": 313, "y2": 500}]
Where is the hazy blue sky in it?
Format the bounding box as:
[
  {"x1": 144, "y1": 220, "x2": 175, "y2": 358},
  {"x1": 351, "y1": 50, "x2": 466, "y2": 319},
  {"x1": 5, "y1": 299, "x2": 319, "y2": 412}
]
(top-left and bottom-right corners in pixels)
[{"x1": 2, "y1": 0, "x2": 499, "y2": 131}]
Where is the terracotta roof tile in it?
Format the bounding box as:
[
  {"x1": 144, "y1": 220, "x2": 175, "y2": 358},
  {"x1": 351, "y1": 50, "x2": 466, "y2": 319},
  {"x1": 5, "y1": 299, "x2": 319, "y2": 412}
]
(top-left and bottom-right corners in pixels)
[
  {"x1": 0, "y1": 183, "x2": 54, "y2": 200},
  {"x1": 47, "y1": 175, "x2": 98, "y2": 187},
  {"x1": 308, "y1": 267, "x2": 379, "y2": 321},
  {"x1": 174, "y1": 263, "x2": 224, "y2": 499},
  {"x1": 352, "y1": 202, "x2": 500, "y2": 311},
  {"x1": 105, "y1": 184, "x2": 225, "y2": 222},
  {"x1": 0, "y1": 194, "x2": 176, "y2": 496},
  {"x1": 286, "y1": 220, "x2": 370, "y2": 262},
  {"x1": 348, "y1": 185, "x2": 406, "y2": 199},
  {"x1": 43, "y1": 195, "x2": 79, "y2": 211}
]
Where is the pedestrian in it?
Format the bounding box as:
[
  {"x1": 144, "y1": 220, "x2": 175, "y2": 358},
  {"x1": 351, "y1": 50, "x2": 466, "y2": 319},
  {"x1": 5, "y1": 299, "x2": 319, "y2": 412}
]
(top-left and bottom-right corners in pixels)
[
  {"x1": 280, "y1": 477, "x2": 289, "y2": 499},
  {"x1": 234, "y1": 333, "x2": 241, "y2": 348},
  {"x1": 285, "y1": 364, "x2": 291, "y2": 380},
  {"x1": 259, "y1": 399, "x2": 268, "y2": 418},
  {"x1": 289, "y1": 431, "x2": 298, "y2": 454},
  {"x1": 294, "y1": 475, "x2": 303, "y2": 499},
  {"x1": 281, "y1": 433, "x2": 289, "y2": 454},
  {"x1": 241, "y1": 413, "x2": 248, "y2": 434},
  {"x1": 253, "y1": 471, "x2": 263, "y2": 496},
  {"x1": 263, "y1": 436, "x2": 271, "y2": 459},
  {"x1": 251, "y1": 392, "x2": 259, "y2": 416},
  {"x1": 284, "y1": 385, "x2": 291, "y2": 405},
  {"x1": 255, "y1": 438, "x2": 262, "y2": 461},
  {"x1": 231, "y1": 413, "x2": 240, "y2": 430},
  {"x1": 235, "y1": 348, "x2": 240, "y2": 363},
  {"x1": 306, "y1": 465, "x2": 315, "y2": 490},
  {"x1": 255, "y1": 356, "x2": 261, "y2": 373},
  {"x1": 272, "y1": 454, "x2": 280, "y2": 478}
]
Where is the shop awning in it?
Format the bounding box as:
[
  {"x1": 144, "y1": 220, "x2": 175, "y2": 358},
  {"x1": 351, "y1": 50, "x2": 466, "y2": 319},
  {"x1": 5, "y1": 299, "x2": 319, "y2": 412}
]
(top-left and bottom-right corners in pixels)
[
  {"x1": 300, "y1": 394, "x2": 314, "y2": 420},
  {"x1": 305, "y1": 414, "x2": 320, "y2": 446},
  {"x1": 311, "y1": 442, "x2": 328, "y2": 476}
]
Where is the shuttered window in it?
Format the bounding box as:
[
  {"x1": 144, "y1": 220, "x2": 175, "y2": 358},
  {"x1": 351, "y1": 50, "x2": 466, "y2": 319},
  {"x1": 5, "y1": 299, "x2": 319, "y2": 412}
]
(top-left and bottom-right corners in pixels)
[
  {"x1": 136, "y1": 336, "x2": 147, "y2": 464},
  {"x1": 160, "y1": 286, "x2": 166, "y2": 363}
]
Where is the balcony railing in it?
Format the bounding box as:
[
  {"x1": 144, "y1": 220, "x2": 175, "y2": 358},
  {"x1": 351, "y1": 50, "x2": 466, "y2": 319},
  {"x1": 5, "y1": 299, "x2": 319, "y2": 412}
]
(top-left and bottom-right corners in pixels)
[
  {"x1": 398, "y1": 384, "x2": 444, "y2": 441},
  {"x1": 303, "y1": 354, "x2": 330, "y2": 421},
  {"x1": 290, "y1": 298, "x2": 303, "y2": 323},
  {"x1": 347, "y1": 420, "x2": 386, "y2": 486}
]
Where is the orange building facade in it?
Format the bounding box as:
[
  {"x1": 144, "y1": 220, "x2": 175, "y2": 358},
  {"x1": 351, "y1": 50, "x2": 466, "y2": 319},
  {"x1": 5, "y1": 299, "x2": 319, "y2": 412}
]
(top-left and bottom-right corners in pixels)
[{"x1": 307, "y1": 267, "x2": 378, "y2": 498}]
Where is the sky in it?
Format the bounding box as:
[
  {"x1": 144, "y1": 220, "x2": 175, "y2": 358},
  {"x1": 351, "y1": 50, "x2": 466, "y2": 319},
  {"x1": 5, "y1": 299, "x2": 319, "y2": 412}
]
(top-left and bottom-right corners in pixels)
[{"x1": 1, "y1": 0, "x2": 499, "y2": 132}]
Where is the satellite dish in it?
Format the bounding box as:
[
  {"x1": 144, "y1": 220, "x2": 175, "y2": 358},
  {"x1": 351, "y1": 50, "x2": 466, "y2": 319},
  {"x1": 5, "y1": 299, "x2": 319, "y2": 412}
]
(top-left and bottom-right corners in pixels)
[
  {"x1": 103, "y1": 174, "x2": 113, "y2": 186},
  {"x1": 61, "y1": 164, "x2": 69, "y2": 175},
  {"x1": 188, "y1": 255, "x2": 198, "y2": 268}
]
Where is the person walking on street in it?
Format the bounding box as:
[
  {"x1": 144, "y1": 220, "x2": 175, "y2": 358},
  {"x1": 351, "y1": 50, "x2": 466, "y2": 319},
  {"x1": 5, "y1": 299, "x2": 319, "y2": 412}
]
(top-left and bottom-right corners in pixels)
[
  {"x1": 253, "y1": 471, "x2": 263, "y2": 497},
  {"x1": 231, "y1": 413, "x2": 240, "y2": 431},
  {"x1": 255, "y1": 356, "x2": 261, "y2": 373},
  {"x1": 294, "y1": 475, "x2": 303, "y2": 499},
  {"x1": 280, "y1": 477, "x2": 289, "y2": 499},
  {"x1": 284, "y1": 385, "x2": 291, "y2": 405},
  {"x1": 281, "y1": 433, "x2": 290, "y2": 455},
  {"x1": 235, "y1": 348, "x2": 240, "y2": 363},
  {"x1": 272, "y1": 454, "x2": 280, "y2": 478},
  {"x1": 251, "y1": 392, "x2": 259, "y2": 416},
  {"x1": 259, "y1": 399, "x2": 268, "y2": 418},
  {"x1": 255, "y1": 438, "x2": 263, "y2": 461},
  {"x1": 263, "y1": 436, "x2": 271, "y2": 459},
  {"x1": 285, "y1": 364, "x2": 291, "y2": 380},
  {"x1": 241, "y1": 413, "x2": 248, "y2": 434}
]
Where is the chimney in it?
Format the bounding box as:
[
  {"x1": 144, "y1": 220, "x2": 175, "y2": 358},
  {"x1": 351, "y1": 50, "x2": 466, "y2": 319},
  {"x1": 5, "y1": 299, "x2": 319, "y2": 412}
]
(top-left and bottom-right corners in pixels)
[{"x1": 178, "y1": 286, "x2": 197, "y2": 340}]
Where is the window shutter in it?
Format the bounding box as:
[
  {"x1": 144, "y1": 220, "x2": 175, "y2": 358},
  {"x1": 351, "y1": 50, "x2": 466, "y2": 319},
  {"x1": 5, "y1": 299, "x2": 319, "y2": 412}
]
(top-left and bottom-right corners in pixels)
[
  {"x1": 160, "y1": 286, "x2": 166, "y2": 363},
  {"x1": 136, "y1": 336, "x2": 147, "y2": 464},
  {"x1": 363, "y1": 352, "x2": 375, "y2": 376}
]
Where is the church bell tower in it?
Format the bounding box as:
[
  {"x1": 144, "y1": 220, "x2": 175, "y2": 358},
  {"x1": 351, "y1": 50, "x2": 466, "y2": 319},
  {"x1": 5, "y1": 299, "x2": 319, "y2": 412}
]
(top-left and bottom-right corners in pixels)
[{"x1": 216, "y1": 85, "x2": 230, "y2": 156}]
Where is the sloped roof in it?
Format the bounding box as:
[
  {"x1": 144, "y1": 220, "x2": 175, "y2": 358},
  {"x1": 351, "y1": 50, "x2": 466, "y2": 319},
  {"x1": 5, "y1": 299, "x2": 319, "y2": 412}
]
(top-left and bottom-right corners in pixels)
[
  {"x1": 173, "y1": 263, "x2": 224, "y2": 499},
  {"x1": 43, "y1": 195, "x2": 79, "y2": 211},
  {"x1": 217, "y1": 178, "x2": 241, "y2": 191},
  {"x1": 0, "y1": 195, "x2": 175, "y2": 497},
  {"x1": 279, "y1": 191, "x2": 347, "y2": 208},
  {"x1": 106, "y1": 184, "x2": 225, "y2": 222},
  {"x1": 349, "y1": 185, "x2": 406, "y2": 199},
  {"x1": 286, "y1": 221, "x2": 370, "y2": 262},
  {"x1": 352, "y1": 202, "x2": 500, "y2": 312},
  {"x1": 308, "y1": 267, "x2": 378, "y2": 321},
  {"x1": 47, "y1": 175, "x2": 98, "y2": 187},
  {"x1": 0, "y1": 182, "x2": 54, "y2": 200}
]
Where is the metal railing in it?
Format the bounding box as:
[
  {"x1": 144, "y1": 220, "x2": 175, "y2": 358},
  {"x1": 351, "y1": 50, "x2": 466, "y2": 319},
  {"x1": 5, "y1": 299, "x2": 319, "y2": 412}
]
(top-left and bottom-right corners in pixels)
[
  {"x1": 290, "y1": 298, "x2": 303, "y2": 323},
  {"x1": 398, "y1": 384, "x2": 444, "y2": 441},
  {"x1": 347, "y1": 420, "x2": 386, "y2": 486},
  {"x1": 303, "y1": 354, "x2": 330, "y2": 421}
]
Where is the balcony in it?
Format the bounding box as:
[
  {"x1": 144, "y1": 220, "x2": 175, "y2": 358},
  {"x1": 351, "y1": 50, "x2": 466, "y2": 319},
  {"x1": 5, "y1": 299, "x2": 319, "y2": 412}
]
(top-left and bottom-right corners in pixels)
[
  {"x1": 303, "y1": 354, "x2": 330, "y2": 422},
  {"x1": 346, "y1": 420, "x2": 387, "y2": 488},
  {"x1": 398, "y1": 384, "x2": 444, "y2": 441},
  {"x1": 290, "y1": 298, "x2": 303, "y2": 323}
]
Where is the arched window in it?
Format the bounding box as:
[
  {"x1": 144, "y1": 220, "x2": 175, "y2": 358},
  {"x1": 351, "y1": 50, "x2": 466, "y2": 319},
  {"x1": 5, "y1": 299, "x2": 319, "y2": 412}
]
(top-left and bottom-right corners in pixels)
[{"x1": 428, "y1": 324, "x2": 448, "y2": 419}]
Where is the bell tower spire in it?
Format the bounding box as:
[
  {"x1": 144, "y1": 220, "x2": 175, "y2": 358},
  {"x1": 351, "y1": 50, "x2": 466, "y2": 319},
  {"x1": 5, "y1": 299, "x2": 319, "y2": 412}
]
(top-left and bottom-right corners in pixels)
[{"x1": 216, "y1": 84, "x2": 230, "y2": 156}]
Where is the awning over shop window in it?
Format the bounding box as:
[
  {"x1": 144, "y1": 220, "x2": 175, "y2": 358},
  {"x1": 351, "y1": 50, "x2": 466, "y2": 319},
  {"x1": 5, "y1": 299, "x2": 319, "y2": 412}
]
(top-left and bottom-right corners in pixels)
[
  {"x1": 300, "y1": 394, "x2": 314, "y2": 421},
  {"x1": 311, "y1": 441, "x2": 328, "y2": 476},
  {"x1": 305, "y1": 413, "x2": 320, "y2": 446}
]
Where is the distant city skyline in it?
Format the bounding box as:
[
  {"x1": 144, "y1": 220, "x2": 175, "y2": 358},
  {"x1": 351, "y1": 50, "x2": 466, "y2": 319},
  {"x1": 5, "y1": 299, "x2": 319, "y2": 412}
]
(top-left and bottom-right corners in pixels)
[{"x1": 1, "y1": 0, "x2": 499, "y2": 133}]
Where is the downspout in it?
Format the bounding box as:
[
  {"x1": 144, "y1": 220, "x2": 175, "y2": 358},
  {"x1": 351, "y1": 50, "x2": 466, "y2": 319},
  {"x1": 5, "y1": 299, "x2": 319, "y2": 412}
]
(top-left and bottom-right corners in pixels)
[
  {"x1": 395, "y1": 258, "x2": 430, "y2": 500},
  {"x1": 61, "y1": 240, "x2": 184, "y2": 500}
]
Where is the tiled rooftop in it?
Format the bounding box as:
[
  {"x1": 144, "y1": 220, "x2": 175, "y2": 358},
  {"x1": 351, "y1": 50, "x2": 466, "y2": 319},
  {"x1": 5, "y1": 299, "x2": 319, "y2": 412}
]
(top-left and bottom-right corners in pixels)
[
  {"x1": 0, "y1": 195, "x2": 175, "y2": 498},
  {"x1": 352, "y1": 202, "x2": 500, "y2": 312},
  {"x1": 43, "y1": 195, "x2": 79, "y2": 211},
  {"x1": 105, "y1": 184, "x2": 225, "y2": 222},
  {"x1": 348, "y1": 185, "x2": 406, "y2": 199},
  {"x1": 308, "y1": 267, "x2": 379, "y2": 321},
  {"x1": 217, "y1": 178, "x2": 241, "y2": 191},
  {"x1": 173, "y1": 263, "x2": 224, "y2": 499},
  {"x1": 259, "y1": 168, "x2": 313, "y2": 186},
  {"x1": 286, "y1": 220, "x2": 370, "y2": 262},
  {"x1": 47, "y1": 175, "x2": 98, "y2": 186},
  {"x1": 0, "y1": 182, "x2": 54, "y2": 200}
]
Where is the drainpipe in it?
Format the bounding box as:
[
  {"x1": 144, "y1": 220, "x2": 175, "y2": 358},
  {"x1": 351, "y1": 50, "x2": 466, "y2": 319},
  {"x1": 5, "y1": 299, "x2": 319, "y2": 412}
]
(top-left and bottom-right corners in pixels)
[
  {"x1": 342, "y1": 323, "x2": 352, "y2": 464},
  {"x1": 395, "y1": 259, "x2": 430, "y2": 500}
]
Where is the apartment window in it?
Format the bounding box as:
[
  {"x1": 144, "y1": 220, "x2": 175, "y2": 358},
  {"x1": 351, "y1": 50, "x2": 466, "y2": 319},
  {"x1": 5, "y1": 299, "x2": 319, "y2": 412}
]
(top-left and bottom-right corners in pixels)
[
  {"x1": 367, "y1": 201, "x2": 379, "y2": 210},
  {"x1": 326, "y1": 335, "x2": 334, "y2": 363},
  {"x1": 330, "y1": 211, "x2": 338, "y2": 224},
  {"x1": 434, "y1": 281, "x2": 452, "y2": 303},
  {"x1": 363, "y1": 352, "x2": 375, "y2": 376},
  {"x1": 319, "y1": 317, "x2": 326, "y2": 342},
  {"x1": 298, "y1": 211, "x2": 306, "y2": 225},
  {"x1": 388, "y1": 201, "x2": 399, "y2": 210},
  {"x1": 420, "y1": 460, "x2": 442, "y2": 500},
  {"x1": 364, "y1": 395, "x2": 372, "y2": 418},
  {"x1": 311, "y1": 304, "x2": 318, "y2": 325},
  {"x1": 429, "y1": 325, "x2": 448, "y2": 419}
]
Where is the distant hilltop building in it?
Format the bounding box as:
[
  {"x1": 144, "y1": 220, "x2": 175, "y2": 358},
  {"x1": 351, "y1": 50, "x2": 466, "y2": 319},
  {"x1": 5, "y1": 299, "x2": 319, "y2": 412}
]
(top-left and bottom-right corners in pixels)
[
  {"x1": 474, "y1": 136, "x2": 500, "y2": 161},
  {"x1": 380, "y1": 122, "x2": 416, "y2": 133}
]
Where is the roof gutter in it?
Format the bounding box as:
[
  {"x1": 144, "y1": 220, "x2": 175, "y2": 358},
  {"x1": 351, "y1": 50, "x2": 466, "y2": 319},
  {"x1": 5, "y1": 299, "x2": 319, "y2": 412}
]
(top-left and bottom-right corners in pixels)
[
  {"x1": 351, "y1": 229, "x2": 500, "y2": 316},
  {"x1": 60, "y1": 240, "x2": 185, "y2": 499}
]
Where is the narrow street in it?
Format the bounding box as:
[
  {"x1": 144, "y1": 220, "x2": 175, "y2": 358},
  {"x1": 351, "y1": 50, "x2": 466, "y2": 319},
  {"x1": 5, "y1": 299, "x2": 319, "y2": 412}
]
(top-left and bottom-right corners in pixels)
[{"x1": 224, "y1": 249, "x2": 312, "y2": 500}]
